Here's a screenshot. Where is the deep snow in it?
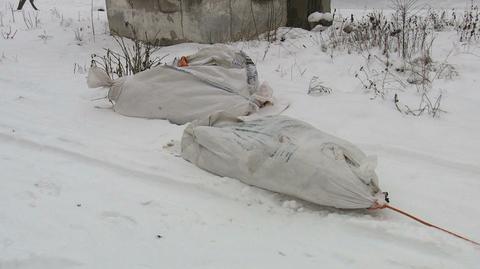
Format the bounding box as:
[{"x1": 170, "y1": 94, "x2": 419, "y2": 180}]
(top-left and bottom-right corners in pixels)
[{"x1": 1, "y1": 0, "x2": 479, "y2": 268}]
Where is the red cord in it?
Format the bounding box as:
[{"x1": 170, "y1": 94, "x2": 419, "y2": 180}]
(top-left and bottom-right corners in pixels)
[{"x1": 384, "y1": 204, "x2": 480, "y2": 246}]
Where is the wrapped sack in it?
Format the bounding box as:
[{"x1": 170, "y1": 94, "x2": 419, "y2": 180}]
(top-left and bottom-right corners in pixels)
[
  {"x1": 181, "y1": 113, "x2": 388, "y2": 209},
  {"x1": 87, "y1": 46, "x2": 274, "y2": 125}
]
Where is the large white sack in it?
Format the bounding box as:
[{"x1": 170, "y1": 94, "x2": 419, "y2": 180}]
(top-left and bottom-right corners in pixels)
[
  {"x1": 181, "y1": 113, "x2": 388, "y2": 209},
  {"x1": 87, "y1": 46, "x2": 274, "y2": 125}
]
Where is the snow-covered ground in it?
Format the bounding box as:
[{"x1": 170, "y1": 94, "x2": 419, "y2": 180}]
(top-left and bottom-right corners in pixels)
[
  {"x1": 1, "y1": 0, "x2": 479, "y2": 268},
  {"x1": 333, "y1": 0, "x2": 471, "y2": 9}
]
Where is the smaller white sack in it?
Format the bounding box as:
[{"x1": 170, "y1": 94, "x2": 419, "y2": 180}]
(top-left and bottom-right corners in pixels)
[
  {"x1": 181, "y1": 113, "x2": 387, "y2": 209},
  {"x1": 87, "y1": 45, "x2": 275, "y2": 125}
]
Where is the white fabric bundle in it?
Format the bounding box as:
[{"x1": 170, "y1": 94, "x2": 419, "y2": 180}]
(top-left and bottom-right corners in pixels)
[
  {"x1": 87, "y1": 46, "x2": 274, "y2": 125},
  {"x1": 181, "y1": 113, "x2": 387, "y2": 209}
]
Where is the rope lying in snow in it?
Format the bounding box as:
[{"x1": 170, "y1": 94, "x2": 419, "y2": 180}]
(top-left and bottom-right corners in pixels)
[{"x1": 383, "y1": 204, "x2": 480, "y2": 246}]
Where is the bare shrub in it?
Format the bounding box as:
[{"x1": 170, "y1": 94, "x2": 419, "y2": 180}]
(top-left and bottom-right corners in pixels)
[
  {"x1": 38, "y1": 30, "x2": 52, "y2": 43},
  {"x1": 265, "y1": 0, "x2": 285, "y2": 42},
  {"x1": 22, "y1": 10, "x2": 40, "y2": 30},
  {"x1": 326, "y1": 8, "x2": 436, "y2": 60},
  {"x1": 0, "y1": 52, "x2": 6, "y2": 63},
  {"x1": 434, "y1": 62, "x2": 458, "y2": 79},
  {"x1": 74, "y1": 27, "x2": 84, "y2": 43},
  {"x1": 457, "y1": 4, "x2": 480, "y2": 42},
  {"x1": 0, "y1": 52, "x2": 18, "y2": 64},
  {"x1": 8, "y1": 3, "x2": 16, "y2": 23},
  {"x1": 90, "y1": 0, "x2": 95, "y2": 42},
  {"x1": 308, "y1": 76, "x2": 332, "y2": 96},
  {"x1": 49, "y1": 8, "x2": 62, "y2": 20},
  {"x1": 73, "y1": 63, "x2": 88, "y2": 74},
  {"x1": 91, "y1": 27, "x2": 166, "y2": 79},
  {"x1": 427, "y1": 9, "x2": 456, "y2": 31},
  {"x1": 355, "y1": 51, "x2": 451, "y2": 118},
  {"x1": 394, "y1": 92, "x2": 445, "y2": 118},
  {"x1": 390, "y1": 0, "x2": 420, "y2": 59},
  {"x1": 1, "y1": 25, "x2": 17, "y2": 39},
  {"x1": 354, "y1": 55, "x2": 407, "y2": 99},
  {"x1": 322, "y1": 0, "x2": 454, "y2": 118}
]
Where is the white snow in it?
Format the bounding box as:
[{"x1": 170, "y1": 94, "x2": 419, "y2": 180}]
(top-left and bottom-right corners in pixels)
[
  {"x1": 1, "y1": 0, "x2": 479, "y2": 268},
  {"x1": 308, "y1": 12, "x2": 323, "y2": 22},
  {"x1": 333, "y1": 0, "x2": 472, "y2": 9},
  {"x1": 308, "y1": 12, "x2": 333, "y2": 23}
]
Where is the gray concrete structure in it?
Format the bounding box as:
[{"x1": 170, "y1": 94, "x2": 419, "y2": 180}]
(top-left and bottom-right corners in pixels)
[{"x1": 106, "y1": 0, "x2": 330, "y2": 45}]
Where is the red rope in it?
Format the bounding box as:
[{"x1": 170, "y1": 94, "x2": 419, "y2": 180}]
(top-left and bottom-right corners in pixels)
[{"x1": 384, "y1": 204, "x2": 480, "y2": 246}]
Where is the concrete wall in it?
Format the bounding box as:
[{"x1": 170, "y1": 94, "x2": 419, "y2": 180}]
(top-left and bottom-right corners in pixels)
[
  {"x1": 106, "y1": 0, "x2": 331, "y2": 44},
  {"x1": 106, "y1": 0, "x2": 288, "y2": 45}
]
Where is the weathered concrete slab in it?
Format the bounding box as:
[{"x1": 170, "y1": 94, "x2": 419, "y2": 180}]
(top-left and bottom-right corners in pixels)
[{"x1": 106, "y1": 0, "x2": 330, "y2": 44}]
